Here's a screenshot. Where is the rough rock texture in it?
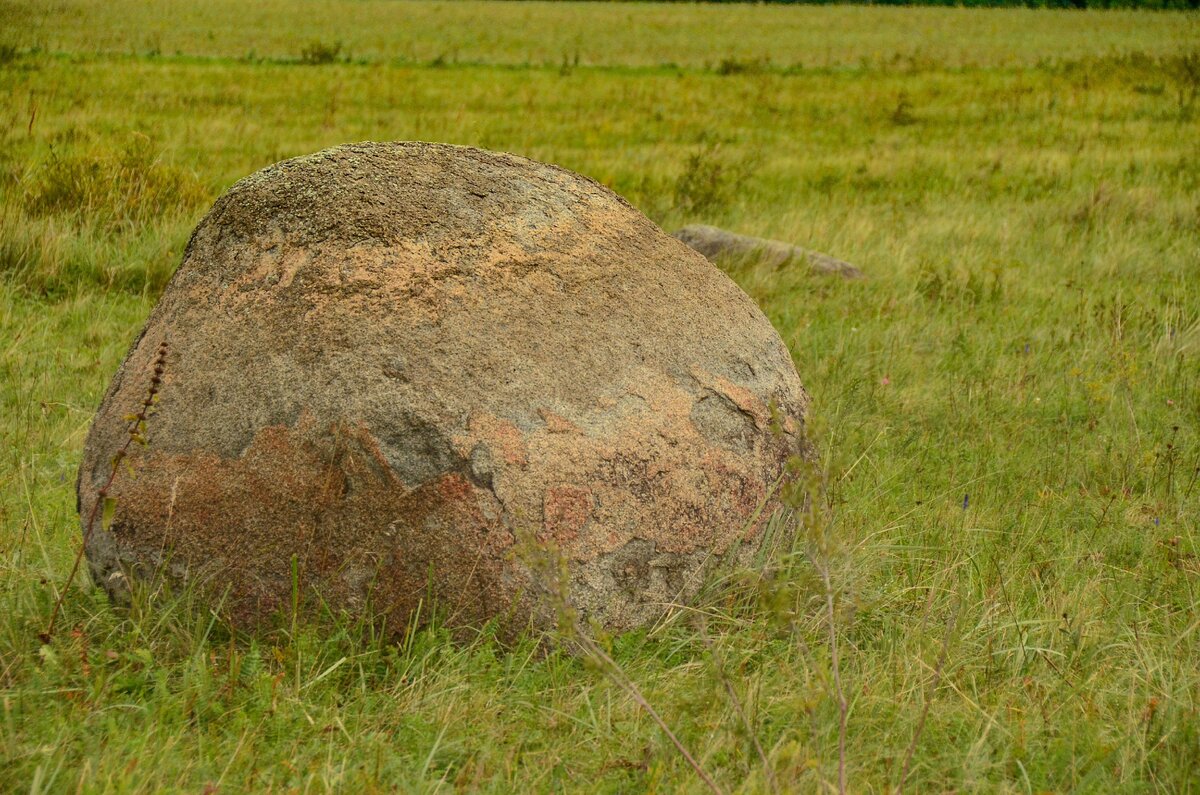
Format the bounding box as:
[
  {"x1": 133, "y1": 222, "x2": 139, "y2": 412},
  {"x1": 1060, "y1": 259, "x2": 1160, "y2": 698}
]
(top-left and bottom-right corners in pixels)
[
  {"x1": 673, "y1": 224, "x2": 864, "y2": 279},
  {"x1": 79, "y1": 142, "x2": 812, "y2": 637}
]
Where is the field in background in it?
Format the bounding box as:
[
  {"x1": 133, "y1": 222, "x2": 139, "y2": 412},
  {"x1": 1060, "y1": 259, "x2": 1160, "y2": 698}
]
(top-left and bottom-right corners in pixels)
[
  {"x1": 2, "y1": 2, "x2": 1199, "y2": 792},
  {"x1": 4, "y1": 0, "x2": 1195, "y2": 68}
]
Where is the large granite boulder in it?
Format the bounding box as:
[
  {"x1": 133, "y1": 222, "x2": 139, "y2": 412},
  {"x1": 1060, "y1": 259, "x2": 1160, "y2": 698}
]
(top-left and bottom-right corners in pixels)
[{"x1": 78, "y1": 142, "x2": 813, "y2": 637}]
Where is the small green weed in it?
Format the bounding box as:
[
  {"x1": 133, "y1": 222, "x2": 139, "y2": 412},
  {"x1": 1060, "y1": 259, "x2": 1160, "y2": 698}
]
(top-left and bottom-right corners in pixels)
[
  {"x1": 673, "y1": 142, "x2": 758, "y2": 219},
  {"x1": 714, "y1": 56, "x2": 768, "y2": 76},
  {"x1": 298, "y1": 40, "x2": 342, "y2": 65}
]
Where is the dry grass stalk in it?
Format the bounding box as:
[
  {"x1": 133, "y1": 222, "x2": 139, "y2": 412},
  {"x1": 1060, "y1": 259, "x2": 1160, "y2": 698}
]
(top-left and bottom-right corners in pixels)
[{"x1": 42, "y1": 340, "x2": 167, "y2": 642}]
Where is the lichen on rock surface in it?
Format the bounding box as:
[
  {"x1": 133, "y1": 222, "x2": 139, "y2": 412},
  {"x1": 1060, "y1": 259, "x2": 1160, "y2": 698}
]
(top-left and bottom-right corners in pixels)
[{"x1": 78, "y1": 141, "x2": 814, "y2": 637}]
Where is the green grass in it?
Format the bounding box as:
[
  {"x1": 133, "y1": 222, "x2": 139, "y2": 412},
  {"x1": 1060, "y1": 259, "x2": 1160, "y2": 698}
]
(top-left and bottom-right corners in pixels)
[
  {"x1": 5, "y1": 0, "x2": 1196, "y2": 69},
  {"x1": 2, "y1": 2, "x2": 1199, "y2": 791}
]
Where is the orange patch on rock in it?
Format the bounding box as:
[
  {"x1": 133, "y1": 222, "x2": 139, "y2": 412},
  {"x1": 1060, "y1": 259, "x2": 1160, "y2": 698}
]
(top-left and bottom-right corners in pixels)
[
  {"x1": 537, "y1": 407, "x2": 580, "y2": 434},
  {"x1": 541, "y1": 485, "x2": 593, "y2": 545},
  {"x1": 691, "y1": 367, "x2": 768, "y2": 429},
  {"x1": 467, "y1": 413, "x2": 529, "y2": 467}
]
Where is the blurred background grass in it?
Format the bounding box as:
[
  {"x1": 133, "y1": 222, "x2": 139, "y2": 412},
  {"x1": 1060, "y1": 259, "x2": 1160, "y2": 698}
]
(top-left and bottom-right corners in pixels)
[
  {"x1": 1, "y1": 2, "x2": 1198, "y2": 791},
  {"x1": 5, "y1": 0, "x2": 1195, "y2": 67}
]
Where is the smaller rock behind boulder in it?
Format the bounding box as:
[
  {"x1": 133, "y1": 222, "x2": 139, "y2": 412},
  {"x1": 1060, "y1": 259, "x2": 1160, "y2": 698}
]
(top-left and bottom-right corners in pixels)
[{"x1": 674, "y1": 224, "x2": 863, "y2": 279}]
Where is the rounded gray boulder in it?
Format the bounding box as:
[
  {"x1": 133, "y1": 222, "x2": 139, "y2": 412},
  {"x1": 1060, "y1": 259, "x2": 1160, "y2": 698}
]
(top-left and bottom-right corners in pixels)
[{"x1": 78, "y1": 142, "x2": 812, "y2": 637}]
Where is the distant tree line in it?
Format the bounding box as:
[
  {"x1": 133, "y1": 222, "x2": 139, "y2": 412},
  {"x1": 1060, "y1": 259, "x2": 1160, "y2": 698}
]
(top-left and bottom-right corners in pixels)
[{"x1": 638, "y1": 0, "x2": 1198, "y2": 8}]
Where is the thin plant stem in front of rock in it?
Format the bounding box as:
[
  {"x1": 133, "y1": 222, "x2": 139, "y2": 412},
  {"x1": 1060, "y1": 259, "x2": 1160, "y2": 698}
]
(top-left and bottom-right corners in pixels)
[
  {"x1": 42, "y1": 340, "x2": 168, "y2": 642},
  {"x1": 696, "y1": 617, "x2": 779, "y2": 794},
  {"x1": 783, "y1": 455, "x2": 850, "y2": 795},
  {"x1": 521, "y1": 533, "x2": 726, "y2": 795},
  {"x1": 896, "y1": 595, "x2": 962, "y2": 795}
]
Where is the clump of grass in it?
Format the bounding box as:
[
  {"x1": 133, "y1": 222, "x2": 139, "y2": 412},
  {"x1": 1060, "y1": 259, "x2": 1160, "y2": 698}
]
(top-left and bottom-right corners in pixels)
[
  {"x1": 714, "y1": 56, "x2": 769, "y2": 76},
  {"x1": 1165, "y1": 48, "x2": 1200, "y2": 115},
  {"x1": 298, "y1": 39, "x2": 342, "y2": 65},
  {"x1": 915, "y1": 262, "x2": 1007, "y2": 305},
  {"x1": 890, "y1": 91, "x2": 918, "y2": 126},
  {"x1": 558, "y1": 48, "x2": 581, "y2": 76},
  {"x1": 22, "y1": 135, "x2": 208, "y2": 234},
  {"x1": 520, "y1": 528, "x2": 728, "y2": 793},
  {"x1": 0, "y1": 211, "x2": 193, "y2": 296},
  {"x1": 673, "y1": 141, "x2": 758, "y2": 219}
]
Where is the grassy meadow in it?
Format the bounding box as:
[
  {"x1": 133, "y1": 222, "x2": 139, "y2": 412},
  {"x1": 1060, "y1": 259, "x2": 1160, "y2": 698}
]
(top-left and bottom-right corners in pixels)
[{"x1": 2, "y1": 1, "x2": 1200, "y2": 791}]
